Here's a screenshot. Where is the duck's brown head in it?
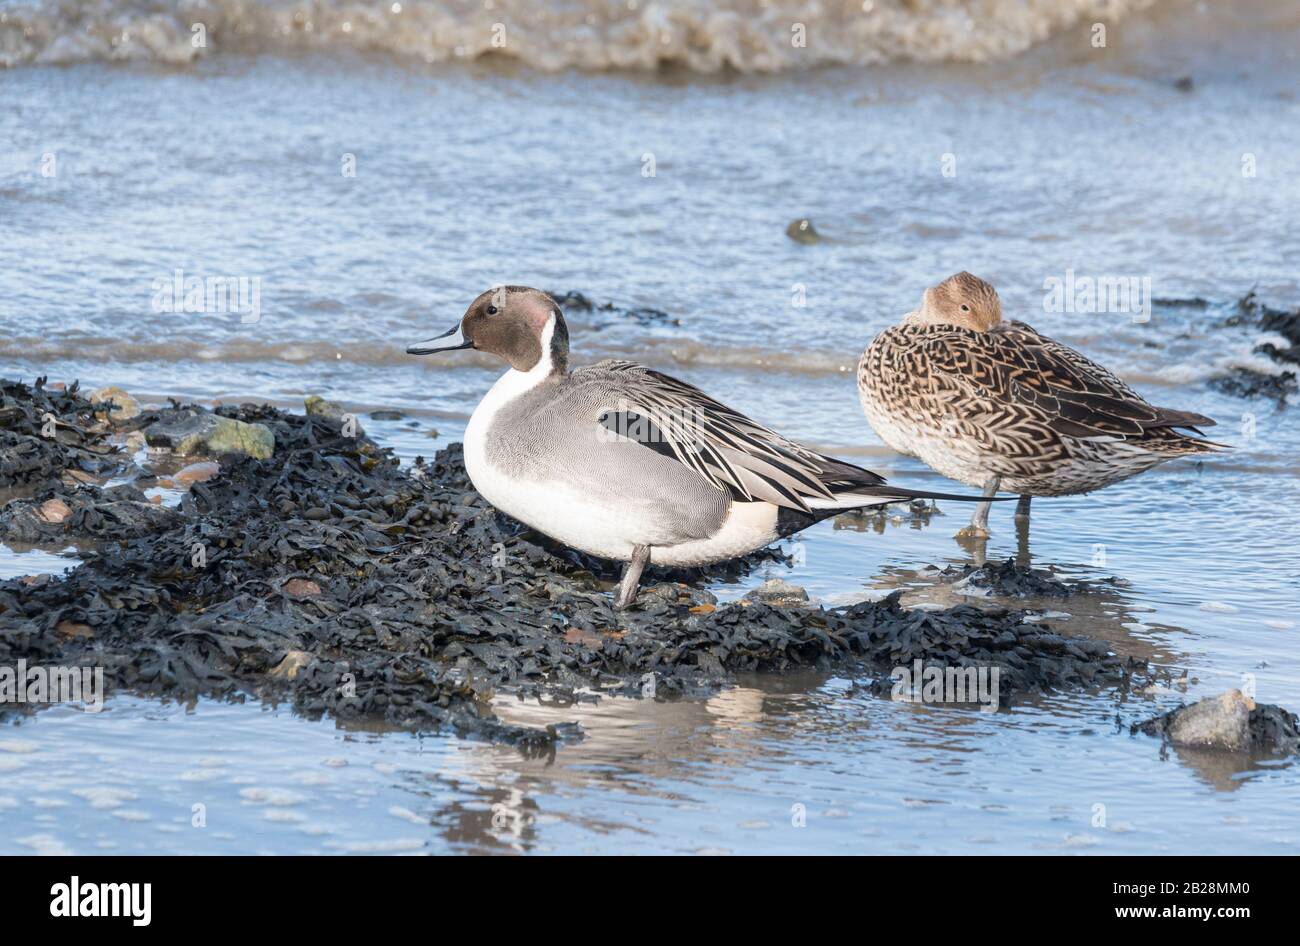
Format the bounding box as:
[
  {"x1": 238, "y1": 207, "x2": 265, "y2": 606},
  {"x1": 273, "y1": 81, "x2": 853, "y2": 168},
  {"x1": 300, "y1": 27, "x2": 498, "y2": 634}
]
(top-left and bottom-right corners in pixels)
[
  {"x1": 407, "y1": 286, "x2": 569, "y2": 374},
  {"x1": 905, "y1": 272, "x2": 1003, "y2": 332}
]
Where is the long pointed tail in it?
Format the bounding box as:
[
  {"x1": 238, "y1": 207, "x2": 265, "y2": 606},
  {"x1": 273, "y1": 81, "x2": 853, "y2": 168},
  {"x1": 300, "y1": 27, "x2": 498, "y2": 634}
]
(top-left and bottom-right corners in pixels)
[{"x1": 806, "y1": 484, "x2": 1013, "y2": 511}]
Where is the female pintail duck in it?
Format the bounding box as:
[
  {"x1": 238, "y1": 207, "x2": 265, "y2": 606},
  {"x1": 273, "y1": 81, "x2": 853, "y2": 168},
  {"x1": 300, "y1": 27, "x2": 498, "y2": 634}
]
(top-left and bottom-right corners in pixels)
[
  {"x1": 857, "y1": 272, "x2": 1226, "y2": 538},
  {"x1": 409, "y1": 286, "x2": 1002, "y2": 608}
]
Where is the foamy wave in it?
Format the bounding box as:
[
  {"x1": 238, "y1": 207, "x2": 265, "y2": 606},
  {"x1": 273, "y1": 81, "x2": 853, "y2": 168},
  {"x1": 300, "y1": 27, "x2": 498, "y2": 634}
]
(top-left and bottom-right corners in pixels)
[
  {"x1": 0, "y1": 328, "x2": 1245, "y2": 386},
  {"x1": 0, "y1": 333, "x2": 861, "y2": 376},
  {"x1": 0, "y1": 0, "x2": 1158, "y2": 72}
]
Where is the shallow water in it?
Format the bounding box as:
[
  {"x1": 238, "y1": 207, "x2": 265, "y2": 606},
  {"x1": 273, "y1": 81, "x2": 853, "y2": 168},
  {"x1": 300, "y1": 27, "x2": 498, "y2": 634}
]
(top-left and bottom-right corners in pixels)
[{"x1": 2, "y1": 0, "x2": 1299, "y2": 854}]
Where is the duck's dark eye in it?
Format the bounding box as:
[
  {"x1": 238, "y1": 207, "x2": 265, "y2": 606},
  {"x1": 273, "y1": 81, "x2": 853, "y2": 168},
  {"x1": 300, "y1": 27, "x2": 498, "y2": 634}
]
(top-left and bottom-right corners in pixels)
[
  {"x1": 485, "y1": 305, "x2": 499, "y2": 315},
  {"x1": 960, "y1": 304, "x2": 970, "y2": 312}
]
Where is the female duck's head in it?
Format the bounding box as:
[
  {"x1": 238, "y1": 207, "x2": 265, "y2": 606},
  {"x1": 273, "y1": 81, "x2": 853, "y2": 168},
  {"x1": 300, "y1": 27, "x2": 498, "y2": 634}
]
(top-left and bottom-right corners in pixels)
[{"x1": 905, "y1": 272, "x2": 1003, "y2": 332}]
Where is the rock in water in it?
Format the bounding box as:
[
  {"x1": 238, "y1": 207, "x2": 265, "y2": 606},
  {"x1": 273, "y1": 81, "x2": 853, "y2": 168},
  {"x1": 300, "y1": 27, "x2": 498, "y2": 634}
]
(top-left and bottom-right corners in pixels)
[
  {"x1": 785, "y1": 218, "x2": 820, "y2": 244},
  {"x1": 745, "y1": 578, "x2": 810, "y2": 607},
  {"x1": 89, "y1": 386, "x2": 141, "y2": 423},
  {"x1": 305, "y1": 395, "x2": 363, "y2": 434},
  {"x1": 304, "y1": 395, "x2": 346, "y2": 421},
  {"x1": 198, "y1": 415, "x2": 275, "y2": 459},
  {"x1": 143, "y1": 409, "x2": 217, "y2": 453},
  {"x1": 1147, "y1": 690, "x2": 1254, "y2": 751},
  {"x1": 1135, "y1": 690, "x2": 1300, "y2": 755},
  {"x1": 145, "y1": 408, "x2": 274, "y2": 460},
  {"x1": 1168, "y1": 691, "x2": 1254, "y2": 750}
]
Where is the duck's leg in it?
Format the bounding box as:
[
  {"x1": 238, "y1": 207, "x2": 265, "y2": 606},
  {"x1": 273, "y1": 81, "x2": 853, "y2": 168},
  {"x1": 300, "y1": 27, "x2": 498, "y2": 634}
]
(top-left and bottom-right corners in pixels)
[
  {"x1": 614, "y1": 544, "x2": 650, "y2": 610},
  {"x1": 955, "y1": 475, "x2": 999, "y2": 539},
  {"x1": 1013, "y1": 495, "x2": 1033, "y2": 566},
  {"x1": 1014, "y1": 499, "x2": 1031, "y2": 566}
]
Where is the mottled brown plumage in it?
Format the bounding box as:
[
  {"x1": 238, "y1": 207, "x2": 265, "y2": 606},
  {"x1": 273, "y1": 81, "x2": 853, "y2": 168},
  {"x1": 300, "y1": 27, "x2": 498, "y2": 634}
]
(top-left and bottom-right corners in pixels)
[{"x1": 858, "y1": 272, "x2": 1226, "y2": 535}]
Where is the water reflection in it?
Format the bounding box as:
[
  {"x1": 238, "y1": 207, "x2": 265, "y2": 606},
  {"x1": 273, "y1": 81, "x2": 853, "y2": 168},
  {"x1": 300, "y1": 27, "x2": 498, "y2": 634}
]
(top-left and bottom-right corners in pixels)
[{"x1": 1160, "y1": 742, "x2": 1294, "y2": 792}]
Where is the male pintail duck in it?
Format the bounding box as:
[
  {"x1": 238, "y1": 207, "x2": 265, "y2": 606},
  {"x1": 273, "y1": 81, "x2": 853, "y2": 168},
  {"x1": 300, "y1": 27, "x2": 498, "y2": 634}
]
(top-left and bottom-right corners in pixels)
[
  {"x1": 409, "y1": 286, "x2": 1003, "y2": 608},
  {"x1": 857, "y1": 272, "x2": 1226, "y2": 538}
]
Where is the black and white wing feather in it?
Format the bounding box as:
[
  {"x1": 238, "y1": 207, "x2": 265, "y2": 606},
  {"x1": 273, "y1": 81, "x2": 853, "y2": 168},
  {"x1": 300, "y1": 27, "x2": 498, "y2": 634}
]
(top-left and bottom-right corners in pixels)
[{"x1": 583, "y1": 360, "x2": 962, "y2": 511}]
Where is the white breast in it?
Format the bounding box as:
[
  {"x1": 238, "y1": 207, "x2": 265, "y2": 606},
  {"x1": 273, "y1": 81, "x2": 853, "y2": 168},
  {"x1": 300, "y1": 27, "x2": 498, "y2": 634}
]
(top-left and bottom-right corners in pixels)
[
  {"x1": 463, "y1": 326, "x2": 602, "y2": 542},
  {"x1": 462, "y1": 322, "x2": 651, "y2": 561}
]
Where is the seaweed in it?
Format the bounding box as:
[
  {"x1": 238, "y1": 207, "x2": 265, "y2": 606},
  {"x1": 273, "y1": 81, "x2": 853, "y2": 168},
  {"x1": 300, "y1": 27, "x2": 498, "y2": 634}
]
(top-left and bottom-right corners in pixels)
[
  {"x1": 1212, "y1": 290, "x2": 1300, "y2": 405},
  {"x1": 936, "y1": 558, "x2": 1112, "y2": 598},
  {"x1": 0, "y1": 377, "x2": 125, "y2": 484},
  {"x1": 547, "y1": 290, "x2": 680, "y2": 328},
  {"x1": 0, "y1": 379, "x2": 1155, "y2": 746}
]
